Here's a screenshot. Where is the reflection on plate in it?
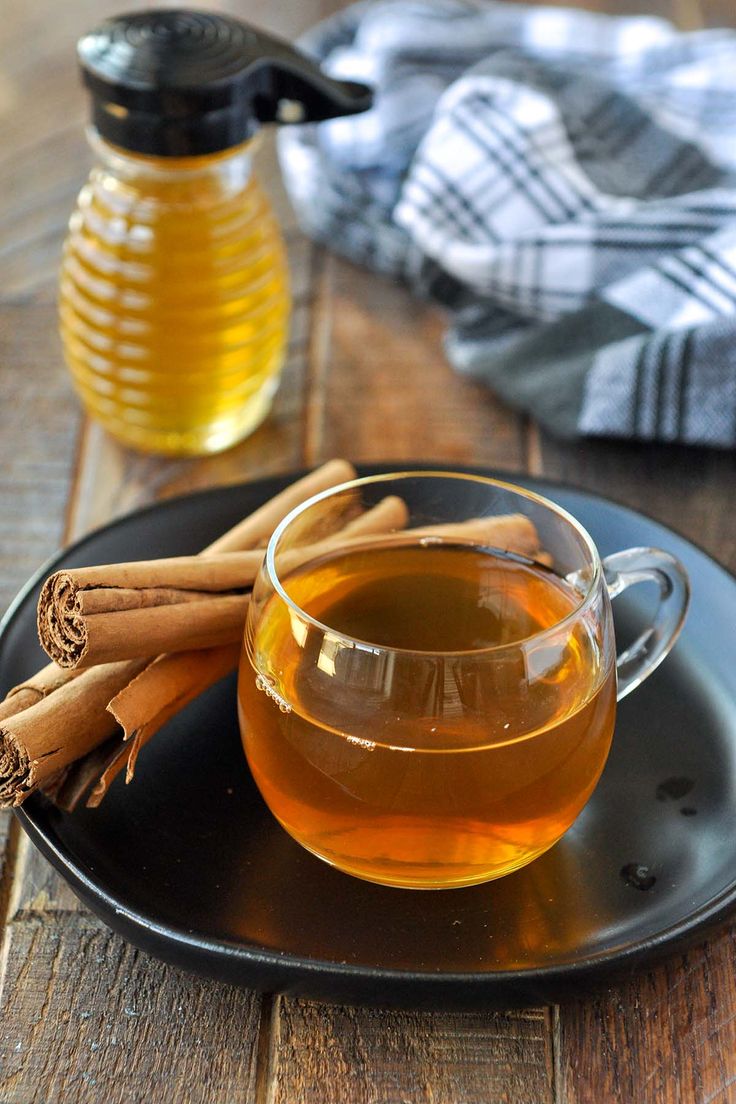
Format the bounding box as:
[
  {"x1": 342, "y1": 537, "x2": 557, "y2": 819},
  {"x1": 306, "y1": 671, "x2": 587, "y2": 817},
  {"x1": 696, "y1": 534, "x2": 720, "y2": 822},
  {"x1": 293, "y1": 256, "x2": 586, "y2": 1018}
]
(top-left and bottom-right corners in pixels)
[{"x1": 4, "y1": 466, "x2": 736, "y2": 1010}]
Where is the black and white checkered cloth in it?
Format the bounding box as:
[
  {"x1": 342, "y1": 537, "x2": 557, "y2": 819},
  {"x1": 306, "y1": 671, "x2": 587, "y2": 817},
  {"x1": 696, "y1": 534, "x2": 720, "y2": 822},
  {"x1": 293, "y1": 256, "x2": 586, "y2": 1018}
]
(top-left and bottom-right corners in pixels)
[{"x1": 278, "y1": 0, "x2": 736, "y2": 447}]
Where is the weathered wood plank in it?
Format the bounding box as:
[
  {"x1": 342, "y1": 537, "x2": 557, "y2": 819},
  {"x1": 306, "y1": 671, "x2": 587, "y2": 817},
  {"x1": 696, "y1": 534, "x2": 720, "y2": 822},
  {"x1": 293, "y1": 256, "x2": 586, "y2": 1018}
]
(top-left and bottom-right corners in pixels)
[
  {"x1": 304, "y1": 254, "x2": 528, "y2": 470},
  {"x1": 671, "y1": 0, "x2": 708, "y2": 27},
  {"x1": 0, "y1": 813, "x2": 15, "y2": 922},
  {"x1": 7, "y1": 834, "x2": 82, "y2": 918},
  {"x1": 0, "y1": 304, "x2": 80, "y2": 614},
  {"x1": 0, "y1": 914, "x2": 261, "y2": 1104},
  {"x1": 685, "y1": 0, "x2": 734, "y2": 26},
  {"x1": 559, "y1": 924, "x2": 736, "y2": 1104},
  {"x1": 269, "y1": 1000, "x2": 554, "y2": 1104}
]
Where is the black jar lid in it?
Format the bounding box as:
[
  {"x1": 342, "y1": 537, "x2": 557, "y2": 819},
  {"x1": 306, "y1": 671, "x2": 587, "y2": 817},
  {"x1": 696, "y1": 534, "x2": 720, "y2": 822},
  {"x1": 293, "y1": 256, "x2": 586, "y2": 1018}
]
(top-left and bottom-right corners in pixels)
[{"x1": 78, "y1": 9, "x2": 372, "y2": 157}]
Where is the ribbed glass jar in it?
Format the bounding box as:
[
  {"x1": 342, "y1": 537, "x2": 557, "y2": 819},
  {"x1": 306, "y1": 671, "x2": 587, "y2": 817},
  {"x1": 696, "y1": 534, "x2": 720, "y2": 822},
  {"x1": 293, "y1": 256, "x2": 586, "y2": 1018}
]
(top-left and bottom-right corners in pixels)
[{"x1": 59, "y1": 132, "x2": 290, "y2": 456}]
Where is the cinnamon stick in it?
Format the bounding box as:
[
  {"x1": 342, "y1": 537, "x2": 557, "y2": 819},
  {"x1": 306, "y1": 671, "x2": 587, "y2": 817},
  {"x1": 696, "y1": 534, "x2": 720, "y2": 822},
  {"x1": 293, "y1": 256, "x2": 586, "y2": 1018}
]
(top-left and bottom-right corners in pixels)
[
  {"x1": 410, "y1": 513, "x2": 541, "y2": 557},
  {"x1": 37, "y1": 494, "x2": 408, "y2": 672},
  {"x1": 0, "y1": 662, "x2": 78, "y2": 722},
  {"x1": 38, "y1": 552, "x2": 262, "y2": 668},
  {"x1": 340, "y1": 495, "x2": 408, "y2": 537},
  {"x1": 205, "y1": 459, "x2": 356, "y2": 553},
  {"x1": 0, "y1": 659, "x2": 148, "y2": 806}
]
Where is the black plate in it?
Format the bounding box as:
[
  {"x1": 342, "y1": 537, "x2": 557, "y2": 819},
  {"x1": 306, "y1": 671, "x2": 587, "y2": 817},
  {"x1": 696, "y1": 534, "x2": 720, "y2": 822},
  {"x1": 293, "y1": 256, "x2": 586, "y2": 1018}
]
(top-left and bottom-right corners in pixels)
[{"x1": 4, "y1": 465, "x2": 736, "y2": 1010}]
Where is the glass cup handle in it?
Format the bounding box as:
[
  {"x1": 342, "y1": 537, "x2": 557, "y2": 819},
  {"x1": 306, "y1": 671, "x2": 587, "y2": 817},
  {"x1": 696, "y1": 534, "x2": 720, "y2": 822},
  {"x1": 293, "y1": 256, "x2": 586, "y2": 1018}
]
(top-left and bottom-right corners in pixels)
[{"x1": 602, "y1": 547, "x2": 690, "y2": 701}]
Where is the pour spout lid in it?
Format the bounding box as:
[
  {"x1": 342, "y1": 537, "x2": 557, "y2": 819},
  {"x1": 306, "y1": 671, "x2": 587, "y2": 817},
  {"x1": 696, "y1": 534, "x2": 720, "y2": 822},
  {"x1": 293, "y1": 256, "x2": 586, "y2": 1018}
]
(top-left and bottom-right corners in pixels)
[{"x1": 78, "y1": 8, "x2": 373, "y2": 156}]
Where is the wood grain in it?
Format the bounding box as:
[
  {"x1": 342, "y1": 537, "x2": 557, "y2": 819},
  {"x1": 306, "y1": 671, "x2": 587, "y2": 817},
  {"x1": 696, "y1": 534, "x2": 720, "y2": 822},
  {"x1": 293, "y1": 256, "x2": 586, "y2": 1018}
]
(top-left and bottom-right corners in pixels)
[
  {"x1": 0, "y1": 914, "x2": 261, "y2": 1104},
  {"x1": 304, "y1": 255, "x2": 527, "y2": 470},
  {"x1": 269, "y1": 1000, "x2": 554, "y2": 1104},
  {"x1": 7, "y1": 832, "x2": 82, "y2": 919},
  {"x1": 690, "y1": 0, "x2": 735, "y2": 26},
  {"x1": 558, "y1": 925, "x2": 736, "y2": 1104},
  {"x1": 0, "y1": 303, "x2": 80, "y2": 614}
]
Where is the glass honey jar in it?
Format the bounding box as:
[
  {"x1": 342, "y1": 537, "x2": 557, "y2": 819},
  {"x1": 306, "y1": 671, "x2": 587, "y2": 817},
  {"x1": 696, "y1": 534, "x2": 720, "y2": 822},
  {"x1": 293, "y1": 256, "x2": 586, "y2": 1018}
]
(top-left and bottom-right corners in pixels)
[{"x1": 60, "y1": 10, "x2": 371, "y2": 456}]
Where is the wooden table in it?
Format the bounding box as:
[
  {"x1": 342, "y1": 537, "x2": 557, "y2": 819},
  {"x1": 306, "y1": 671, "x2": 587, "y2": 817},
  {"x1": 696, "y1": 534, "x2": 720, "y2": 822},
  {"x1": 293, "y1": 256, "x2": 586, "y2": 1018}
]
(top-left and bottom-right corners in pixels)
[{"x1": 1, "y1": 1, "x2": 736, "y2": 1100}]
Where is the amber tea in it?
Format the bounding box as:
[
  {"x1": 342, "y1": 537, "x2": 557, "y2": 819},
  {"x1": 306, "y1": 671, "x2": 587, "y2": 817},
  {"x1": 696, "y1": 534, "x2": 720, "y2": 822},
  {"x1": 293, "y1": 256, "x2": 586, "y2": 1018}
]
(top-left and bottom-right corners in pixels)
[{"x1": 239, "y1": 541, "x2": 617, "y2": 888}]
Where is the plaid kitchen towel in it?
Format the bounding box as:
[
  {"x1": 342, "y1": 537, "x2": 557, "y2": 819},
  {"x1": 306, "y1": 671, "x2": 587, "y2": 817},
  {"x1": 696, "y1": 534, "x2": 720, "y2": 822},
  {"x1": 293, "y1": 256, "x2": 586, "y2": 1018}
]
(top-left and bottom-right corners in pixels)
[{"x1": 278, "y1": 0, "x2": 736, "y2": 447}]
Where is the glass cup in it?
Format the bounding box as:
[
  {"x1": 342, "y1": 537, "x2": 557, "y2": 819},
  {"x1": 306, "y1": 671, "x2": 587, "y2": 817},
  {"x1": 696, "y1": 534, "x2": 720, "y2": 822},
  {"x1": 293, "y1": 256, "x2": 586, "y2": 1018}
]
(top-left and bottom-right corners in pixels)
[{"x1": 238, "y1": 472, "x2": 689, "y2": 889}]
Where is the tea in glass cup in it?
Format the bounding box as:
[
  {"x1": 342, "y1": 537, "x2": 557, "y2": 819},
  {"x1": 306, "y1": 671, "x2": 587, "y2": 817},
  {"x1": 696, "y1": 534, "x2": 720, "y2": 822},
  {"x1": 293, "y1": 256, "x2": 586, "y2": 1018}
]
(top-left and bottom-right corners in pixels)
[{"x1": 238, "y1": 473, "x2": 688, "y2": 889}]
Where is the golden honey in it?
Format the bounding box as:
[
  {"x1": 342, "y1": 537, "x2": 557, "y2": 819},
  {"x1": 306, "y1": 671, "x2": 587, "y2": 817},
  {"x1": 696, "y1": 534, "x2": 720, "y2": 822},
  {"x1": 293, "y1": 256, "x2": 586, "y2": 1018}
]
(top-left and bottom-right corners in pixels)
[{"x1": 60, "y1": 136, "x2": 289, "y2": 456}]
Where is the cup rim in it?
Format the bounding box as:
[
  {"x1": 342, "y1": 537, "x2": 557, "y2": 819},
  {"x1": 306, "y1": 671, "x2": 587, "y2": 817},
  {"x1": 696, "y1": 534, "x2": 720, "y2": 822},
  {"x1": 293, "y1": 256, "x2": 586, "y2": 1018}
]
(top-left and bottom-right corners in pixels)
[{"x1": 264, "y1": 470, "x2": 603, "y2": 657}]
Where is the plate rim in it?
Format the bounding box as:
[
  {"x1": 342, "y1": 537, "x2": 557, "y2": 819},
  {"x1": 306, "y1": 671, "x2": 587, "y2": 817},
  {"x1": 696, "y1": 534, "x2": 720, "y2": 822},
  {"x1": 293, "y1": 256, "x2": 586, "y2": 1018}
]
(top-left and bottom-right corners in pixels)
[{"x1": 7, "y1": 461, "x2": 736, "y2": 998}]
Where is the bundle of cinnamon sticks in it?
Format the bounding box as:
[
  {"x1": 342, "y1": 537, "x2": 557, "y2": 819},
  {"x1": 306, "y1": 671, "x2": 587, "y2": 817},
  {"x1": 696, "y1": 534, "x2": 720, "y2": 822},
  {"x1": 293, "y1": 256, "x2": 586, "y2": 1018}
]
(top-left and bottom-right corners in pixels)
[
  {"x1": 0, "y1": 461, "x2": 545, "y2": 811},
  {"x1": 1, "y1": 460, "x2": 358, "y2": 809}
]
